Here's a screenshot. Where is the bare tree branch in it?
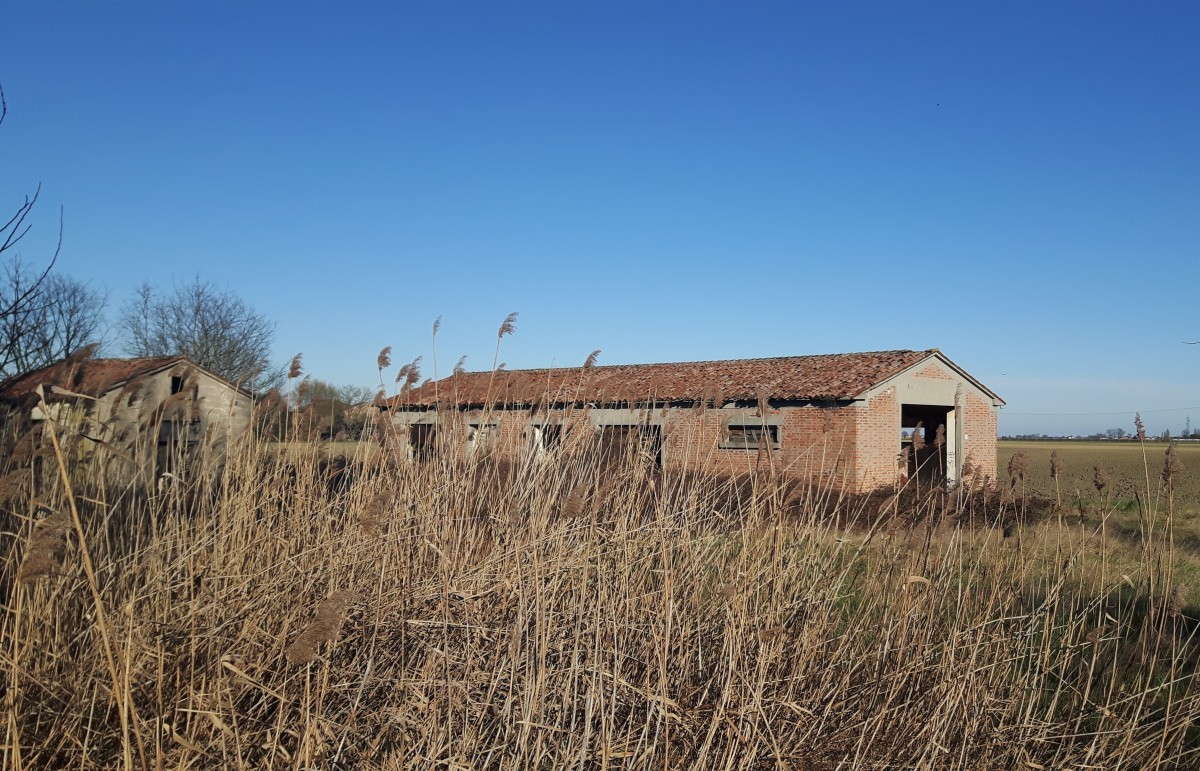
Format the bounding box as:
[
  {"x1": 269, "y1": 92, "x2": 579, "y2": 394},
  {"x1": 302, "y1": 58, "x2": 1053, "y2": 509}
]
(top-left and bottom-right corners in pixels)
[
  {"x1": 0, "y1": 82, "x2": 66, "y2": 376},
  {"x1": 0, "y1": 260, "x2": 107, "y2": 378}
]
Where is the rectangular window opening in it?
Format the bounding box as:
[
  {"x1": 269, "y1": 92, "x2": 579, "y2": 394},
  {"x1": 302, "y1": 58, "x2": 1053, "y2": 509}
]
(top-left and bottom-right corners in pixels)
[{"x1": 721, "y1": 424, "x2": 781, "y2": 451}]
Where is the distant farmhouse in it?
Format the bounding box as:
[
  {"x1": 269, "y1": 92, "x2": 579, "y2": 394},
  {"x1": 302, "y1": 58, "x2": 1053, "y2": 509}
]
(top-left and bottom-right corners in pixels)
[
  {"x1": 382, "y1": 349, "x2": 1003, "y2": 492},
  {"x1": 0, "y1": 355, "x2": 254, "y2": 469}
]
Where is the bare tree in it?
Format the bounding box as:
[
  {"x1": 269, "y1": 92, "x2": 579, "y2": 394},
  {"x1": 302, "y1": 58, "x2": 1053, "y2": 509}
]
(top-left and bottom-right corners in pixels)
[
  {"x1": 0, "y1": 258, "x2": 107, "y2": 378},
  {"x1": 120, "y1": 278, "x2": 281, "y2": 391}
]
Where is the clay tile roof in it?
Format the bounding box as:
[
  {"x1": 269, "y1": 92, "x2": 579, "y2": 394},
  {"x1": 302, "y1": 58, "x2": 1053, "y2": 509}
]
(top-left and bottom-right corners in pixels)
[
  {"x1": 386, "y1": 349, "x2": 943, "y2": 409},
  {"x1": 0, "y1": 356, "x2": 186, "y2": 404}
]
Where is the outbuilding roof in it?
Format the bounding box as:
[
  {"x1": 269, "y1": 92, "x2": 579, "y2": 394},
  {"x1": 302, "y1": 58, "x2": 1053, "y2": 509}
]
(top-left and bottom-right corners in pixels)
[
  {"x1": 385, "y1": 349, "x2": 1001, "y2": 409},
  {"x1": 0, "y1": 355, "x2": 249, "y2": 405}
]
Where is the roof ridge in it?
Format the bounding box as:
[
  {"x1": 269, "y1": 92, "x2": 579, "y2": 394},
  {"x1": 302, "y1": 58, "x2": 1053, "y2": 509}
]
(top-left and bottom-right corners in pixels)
[
  {"x1": 445, "y1": 349, "x2": 931, "y2": 377},
  {"x1": 0, "y1": 354, "x2": 243, "y2": 403},
  {"x1": 384, "y1": 349, "x2": 946, "y2": 409}
]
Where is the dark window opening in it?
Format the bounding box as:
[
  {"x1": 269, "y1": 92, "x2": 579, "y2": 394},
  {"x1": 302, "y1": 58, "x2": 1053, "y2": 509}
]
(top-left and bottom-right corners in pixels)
[
  {"x1": 721, "y1": 424, "x2": 781, "y2": 451},
  {"x1": 409, "y1": 424, "x2": 437, "y2": 462},
  {"x1": 532, "y1": 424, "x2": 564, "y2": 451},
  {"x1": 596, "y1": 425, "x2": 663, "y2": 469},
  {"x1": 170, "y1": 376, "x2": 185, "y2": 395}
]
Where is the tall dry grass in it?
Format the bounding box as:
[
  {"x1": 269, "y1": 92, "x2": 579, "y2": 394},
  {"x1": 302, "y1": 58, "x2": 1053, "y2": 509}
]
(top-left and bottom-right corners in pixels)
[{"x1": 1, "y1": 395, "x2": 1199, "y2": 769}]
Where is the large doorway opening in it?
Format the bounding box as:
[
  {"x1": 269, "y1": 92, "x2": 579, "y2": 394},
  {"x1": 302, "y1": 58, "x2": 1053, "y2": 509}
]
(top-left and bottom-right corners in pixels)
[{"x1": 900, "y1": 404, "x2": 957, "y2": 485}]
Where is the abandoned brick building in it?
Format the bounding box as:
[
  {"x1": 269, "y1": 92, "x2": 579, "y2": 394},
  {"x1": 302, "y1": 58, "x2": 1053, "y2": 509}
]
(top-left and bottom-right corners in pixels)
[
  {"x1": 0, "y1": 355, "x2": 255, "y2": 470},
  {"x1": 382, "y1": 349, "x2": 1003, "y2": 492}
]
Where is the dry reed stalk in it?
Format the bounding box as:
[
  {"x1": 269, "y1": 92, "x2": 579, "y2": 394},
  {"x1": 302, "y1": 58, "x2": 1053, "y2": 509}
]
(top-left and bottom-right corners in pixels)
[
  {"x1": 36, "y1": 390, "x2": 147, "y2": 771},
  {"x1": 6, "y1": 357, "x2": 1200, "y2": 769}
]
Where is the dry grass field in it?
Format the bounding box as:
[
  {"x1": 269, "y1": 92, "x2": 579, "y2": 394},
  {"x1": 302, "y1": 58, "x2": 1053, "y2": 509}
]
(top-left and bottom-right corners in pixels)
[
  {"x1": 999, "y1": 440, "x2": 1200, "y2": 515},
  {"x1": 1, "y1": 417, "x2": 1199, "y2": 769},
  {"x1": 999, "y1": 440, "x2": 1200, "y2": 603}
]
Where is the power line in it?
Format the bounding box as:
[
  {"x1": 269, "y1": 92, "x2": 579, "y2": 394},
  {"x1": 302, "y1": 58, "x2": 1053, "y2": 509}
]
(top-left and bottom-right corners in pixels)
[{"x1": 1003, "y1": 406, "x2": 1200, "y2": 417}]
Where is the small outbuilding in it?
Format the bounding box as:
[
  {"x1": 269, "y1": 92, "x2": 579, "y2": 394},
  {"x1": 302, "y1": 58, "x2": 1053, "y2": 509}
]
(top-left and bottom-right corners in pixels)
[
  {"x1": 0, "y1": 354, "x2": 254, "y2": 468},
  {"x1": 383, "y1": 349, "x2": 1003, "y2": 492}
]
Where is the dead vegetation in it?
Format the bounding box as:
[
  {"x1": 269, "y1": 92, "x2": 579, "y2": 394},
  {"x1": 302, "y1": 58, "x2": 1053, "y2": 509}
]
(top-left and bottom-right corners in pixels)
[{"x1": 1, "y1": 394, "x2": 1199, "y2": 769}]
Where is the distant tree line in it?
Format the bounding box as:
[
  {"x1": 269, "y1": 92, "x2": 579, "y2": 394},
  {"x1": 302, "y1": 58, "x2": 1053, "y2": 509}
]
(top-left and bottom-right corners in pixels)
[
  {"x1": 1004, "y1": 428, "x2": 1197, "y2": 441},
  {"x1": 257, "y1": 377, "x2": 377, "y2": 441}
]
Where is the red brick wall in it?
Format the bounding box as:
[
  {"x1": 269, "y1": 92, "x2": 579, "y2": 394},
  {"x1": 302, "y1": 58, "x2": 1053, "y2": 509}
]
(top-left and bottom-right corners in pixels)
[
  {"x1": 914, "y1": 362, "x2": 955, "y2": 380},
  {"x1": 854, "y1": 389, "x2": 901, "y2": 492},
  {"x1": 962, "y1": 392, "x2": 998, "y2": 482},
  {"x1": 661, "y1": 406, "x2": 856, "y2": 487},
  {"x1": 394, "y1": 380, "x2": 998, "y2": 493}
]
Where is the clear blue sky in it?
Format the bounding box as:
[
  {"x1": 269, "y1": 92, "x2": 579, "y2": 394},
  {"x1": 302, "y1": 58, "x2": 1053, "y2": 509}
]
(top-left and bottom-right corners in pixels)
[{"x1": 2, "y1": 1, "x2": 1197, "y2": 436}]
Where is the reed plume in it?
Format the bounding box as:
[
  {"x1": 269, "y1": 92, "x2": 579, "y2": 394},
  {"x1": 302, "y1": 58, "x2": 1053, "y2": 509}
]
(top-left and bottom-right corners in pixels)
[
  {"x1": 1050, "y1": 450, "x2": 1065, "y2": 510},
  {"x1": 288, "y1": 353, "x2": 304, "y2": 379},
  {"x1": 377, "y1": 346, "x2": 392, "y2": 371},
  {"x1": 286, "y1": 590, "x2": 358, "y2": 665},
  {"x1": 497, "y1": 312, "x2": 518, "y2": 339},
  {"x1": 396, "y1": 357, "x2": 422, "y2": 389},
  {"x1": 961, "y1": 455, "x2": 978, "y2": 482},
  {"x1": 0, "y1": 469, "x2": 28, "y2": 504},
  {"x1": 1050, "y1": 450, "x2": 1064, "y2": 481},
  {"x1": 1163, "y1": 443, "x2": 1184, "y2": 489},
  {"x1": 17, "y1": 507, "x2": 71, "y2": 583},
  {"x1": 1007, "y1": 450, "x2": 1029, "y2": 485}
]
